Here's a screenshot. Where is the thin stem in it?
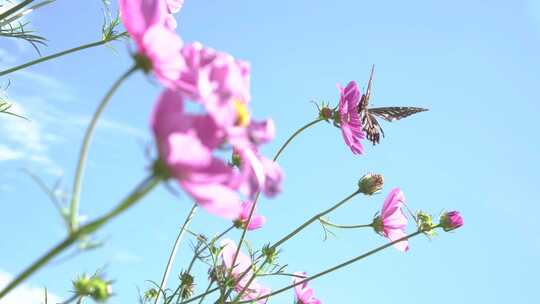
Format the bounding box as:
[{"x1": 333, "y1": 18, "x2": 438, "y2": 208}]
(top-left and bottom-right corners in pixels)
[
  {"x1": 0, "y1": 174, "x2": 161, "y2": 300},
  {"x1": 226, "y1": 118, "x2": 324, "y2": 293},
  {"x1": 239, "y1": 230, "x2": 425, "y2": 303},
  {"x1": 154, "y1": 204, "x2": 199, "y2": 304},
  {"x1": 176, "y1": 285, "x2": 219, "y2": 304},
  {"x1": 273, "y1": 118, "x2": 323, "y2": 162},
  {"x1": 319, "y1": 217, "x2": 372, "y2": 229},
  {"x1": 195, "y1": 281, "x2": 214, "y2": 304},
  {"x1": 0, "y1": 32, "x2": 126, "y2": 77},
  {"x1": 68, "y1": 65, "x2": 138, "y2": 232},
  {"x1": 273, "y1": 189, "x2": 361, "y2": 248},
  {"x1": 0, "y1": 0, "x2": 34, "y2": 21},
  {"x1": 232, "y1": 189, "x2": 361, "y2": 302},
  {"x1": 169, "y1": 226, "x2": 234, "y2": 304}
]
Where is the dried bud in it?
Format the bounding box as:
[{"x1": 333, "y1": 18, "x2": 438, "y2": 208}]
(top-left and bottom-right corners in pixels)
[
  {"x1": 439, "y1": 211, "x2": 464, "y2": 232},
  {"x1": 73, "y1": 274, "x2": 113, "y2": 302},
  {"x1": 358, "y1": 173, "x2": 384, "y2": 195},
  {"x1": 179, "y1": 272, "x2": 195, "y2": 299},
  {"x1": 262, "y1": 244, "x2": 278, "y2": 264}
]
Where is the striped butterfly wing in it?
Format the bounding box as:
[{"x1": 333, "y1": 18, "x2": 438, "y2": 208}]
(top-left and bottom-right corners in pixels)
[
  {"x1": 369, "y1": 107, "x2": 428, "y2": 122},
  {"x1": 361, "y1": 111, "x2": 384, "y2": 145}
]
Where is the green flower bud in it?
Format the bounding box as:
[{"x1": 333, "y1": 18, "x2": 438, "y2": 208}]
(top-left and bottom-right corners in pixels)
[{"x1": 73, "y1": 274, "x2": 113, "y2": 302}]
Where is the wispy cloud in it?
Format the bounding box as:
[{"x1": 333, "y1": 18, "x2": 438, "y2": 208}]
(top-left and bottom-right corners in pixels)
[
  {"x1": 113, "y1": 250, "x2": 144, "y2": 264},
  {"x1": 0, "y1": 270, "x2": 61, "y2": 304}
]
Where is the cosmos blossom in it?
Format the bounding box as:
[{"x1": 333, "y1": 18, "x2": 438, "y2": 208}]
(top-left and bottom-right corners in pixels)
[
  {"x1": 151, "y1": 89, "x2": 243, "y2": 219},
  {"x1": 119, "y1": 0, "x2": 185, "y2": 88},
  {"x1": 236, "y1": 201, "x2": 266, "y2": 231},
  {"x1": 220, "y1": 239, "x2": 271, "y2": 303},
  {"x1": 373, "y1": 188, "x2": 409, "y2": 251},
  {"x1": 338, "y1": 81, "x2": 365, "y2": 154},
  {"x1": 293, "y1": 272, "x2": 321, "y2": 304}
]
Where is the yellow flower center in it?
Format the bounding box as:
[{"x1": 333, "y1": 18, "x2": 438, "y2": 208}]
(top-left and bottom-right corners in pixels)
[{"x1": 233, "y1": 99, "x2": 251, "y2": 127}]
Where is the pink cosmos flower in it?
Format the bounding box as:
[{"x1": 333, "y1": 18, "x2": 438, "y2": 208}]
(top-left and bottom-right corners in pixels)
[
  {"x1": 176, "y1": 42, "x2": 251, "y2": 130},
  {"x1": 220, "y1": 239, "x2": 271, "y2": 303},
  {"x1": 119, "y1": 0, "x2": 185, "y2": 88},
  {"x1": 293, "y1": 272, "x2": 321, "y2": 304},
  {"x1": 151, "y1": 89, "x2": 244, "y2": 219},
  {"x1": 440, "y1": 211, "x2": 464, "y2": 231},
  {"x1": 236, "y1": 201, "x2": 266, "y2": 231},
  {"x1": 338, "y1": 81, "x2": 365, "y2": 154},
  {"x1": 373, "y1": 188, "x2": 409, "y2": 252}
]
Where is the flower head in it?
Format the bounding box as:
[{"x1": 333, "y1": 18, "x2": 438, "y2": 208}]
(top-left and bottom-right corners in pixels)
[
  {"x1": 119, "y1": 0, "x2": 185, "y2": 87},
  {"x1": 358, "y1": 173, "x2": 384, "y2": 195},
  {"x1": 151, "y1": 89, "x2": 243, "y2": 219},
  {"x1": 337, "y1": 81, "x2": 365, "y2": 154},
  {"x1": 220, "y1": 239, "x2": 271, "y2": 304},
  {"x1": 235, "y1": 201, "x2": 266, "y2": 231},
  {"x1": 293, "y1": 272, "x2": 321, "y2": 304},
  {"x1": 439, "y1": 211, "x2": 464, "y2": 232},
  {"x1": 373, "y1": 188, "x2": 409, "y2": 251}
]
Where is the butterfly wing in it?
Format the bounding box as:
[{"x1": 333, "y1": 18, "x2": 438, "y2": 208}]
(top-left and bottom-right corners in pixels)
[
  {"x1": 369, "y1": 107, "x2": 428, "y2": 122},
  {"x1": 359, "y1": 65, "x2": 375, "y2": 112},
  {"x1": 361, "y1": 111, "x2": 384, "y2": 145}
]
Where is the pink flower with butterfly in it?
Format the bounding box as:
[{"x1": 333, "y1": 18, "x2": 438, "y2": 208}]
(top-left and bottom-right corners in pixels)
[
  {"x1": 337, "y1": 81, "x2": 365, "y2": 155},
  {"x1": 119, "y1": 0, "x2": 185, "y2": 88},
  {"x1": 293, "y1": 272, "x2": 321, "y2": 304},
  {"x1": 372, "y1": 188, "x2": 409, "y2": 252},
  {"x1": 220, "y1": 239, "x2": 271, "y2": 303}
]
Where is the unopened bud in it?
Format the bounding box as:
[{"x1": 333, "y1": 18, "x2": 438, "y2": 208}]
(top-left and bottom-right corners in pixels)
[
  {"x1": 439, "y1": 211, "x2": 464, "y2": 232},
  {"x1": 358, "y1": 173, "x2": 384, "y2": 195},
  {"x1": 262, "y1": 244, "x2": 278, "y2": 264},
  {"x1": 144, "y1": 288, "x2": 158, "y2": 300},
  {"x1": 320, "y1": 107, "x2": 333, "y2": 120},
  {"x1": 73, "y1": 274, "x2": 113, "y2": 302}
]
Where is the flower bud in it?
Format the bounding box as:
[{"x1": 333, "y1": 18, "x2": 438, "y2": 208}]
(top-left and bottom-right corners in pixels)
[
  {"x1": 262, "y1": 244, "x2": 278, "y2": 264},
  {"x1": 439, "y1": 211, "x2": 464, "y2": 232},
  {"x1": 73, "y1": 274, "x2": 113, "y2": 302},
  {"x1": 144, "y1": 288, "x2": 158, "y2": 300},
  {"x1": 320, "y1": 107, "x2": 333, "y2": 120},
  {"x1": 358, "y1": 173, "x2": 384, "y2": 195}
]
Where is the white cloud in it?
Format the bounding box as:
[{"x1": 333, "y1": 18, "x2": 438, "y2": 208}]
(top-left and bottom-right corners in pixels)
[
  {"x1": 0, "y1": 271, "x2": 61, "y2": 304},
  {"x1": 0, "y1": 145, "x2": 22, "y2": 161}
]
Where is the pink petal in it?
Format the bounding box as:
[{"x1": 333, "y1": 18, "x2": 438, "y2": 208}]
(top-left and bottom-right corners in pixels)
[{"x1": 386, "y1": 228, "x2": 409, "y2": 252}]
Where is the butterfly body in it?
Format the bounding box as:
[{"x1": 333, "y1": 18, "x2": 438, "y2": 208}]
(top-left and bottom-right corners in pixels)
[{"x1": 358, "y1": 66, "x2": 428, "y2": 145}]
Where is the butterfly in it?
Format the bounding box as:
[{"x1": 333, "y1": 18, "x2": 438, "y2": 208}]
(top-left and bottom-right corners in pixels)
[{"x1": 358, "y1": 65, "x2": 428, "y2": 145}]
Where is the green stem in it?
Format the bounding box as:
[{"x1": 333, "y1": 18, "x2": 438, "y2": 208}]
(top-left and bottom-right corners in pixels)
[
  {"x1": 195, "y1": 281, "x2": 215, "y2": 304},
  {"x1": 232, "y1": 189, "x2": 361, "y2": 302},
  {"x1": 226, "y1": 118, "x2": 324, "y2": 294},
  {"x1": 273, "y1": 189, "x2": 361, "y2": 248},
  {"x1": 154, "y1": 204, "x2": 199, "y2": 304},
  {"x1": 68, "y1": 65, "x2": 137, "y2": 232},
  {"x1": 0, "y1": 175, "x2": 161, "y2": 300},
  {"x1": 0, "y1": 0, "x2": 34, "y2": 21},
  {"x1": 239, "y1": 230, "x2": 425, "y2": 303},
  {"x1": 0, "y1": 32, "x2": 126, "y2": 77},
  {"x1": 273, "y1": 118, "x2": 323, "y2": 162},
  {"x1": 319, "y1": 217, "x2": 372, "y2": 229},
  {"x1": 176, "y1": 285, "x2": 220, "y2": 304}
]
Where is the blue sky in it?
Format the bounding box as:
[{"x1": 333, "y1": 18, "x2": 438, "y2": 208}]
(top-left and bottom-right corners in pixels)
[{"x1": 1, "y1": 0, "x2": 539, "y2": 303}]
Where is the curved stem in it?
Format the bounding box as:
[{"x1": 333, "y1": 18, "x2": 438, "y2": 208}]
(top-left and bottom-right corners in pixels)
[
  {"x1": 68, "y1": 65, "x2": 137, "y2": 232},
  {"x1": 227, "y1": 118, "x2": 324, "y2": 291},
  {"x1": 0, "y1": 0, "x2": 34, "y2": 21},
  {"x1": 273, "y1": 118, "x2": 323, "y2": 162},
  {"x1": 319, "y1": 217, "x2": 372, "y2": 229},
  {"x1": 0, "y1": 32, "x2": 127, "y2": 77},
  {"x1": 154, "y1": 204, "x2": 199, "y2": 304},
  {"x1": 239, "y1": 230, "x2": 425, "y2": 303},
  {"x1": 0, "y1": 174, "x2": 161, "y2": 300}
]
